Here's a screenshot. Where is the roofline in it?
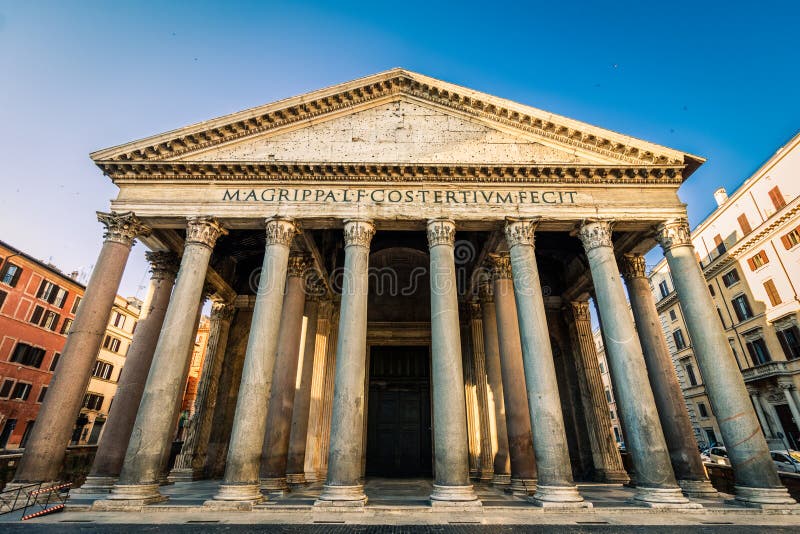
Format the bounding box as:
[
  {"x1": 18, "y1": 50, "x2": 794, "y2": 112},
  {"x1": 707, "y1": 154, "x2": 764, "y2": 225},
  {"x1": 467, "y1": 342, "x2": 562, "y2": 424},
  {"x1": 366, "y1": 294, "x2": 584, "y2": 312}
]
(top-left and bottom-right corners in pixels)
[{"x1": 0, "y1": 239, "x2": 86, "y2": 290}]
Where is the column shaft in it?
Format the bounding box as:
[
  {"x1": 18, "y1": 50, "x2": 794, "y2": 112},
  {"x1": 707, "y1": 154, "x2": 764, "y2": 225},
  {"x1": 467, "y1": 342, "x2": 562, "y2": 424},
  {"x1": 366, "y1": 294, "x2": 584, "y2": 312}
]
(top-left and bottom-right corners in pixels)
[
  {"x1": 468, "y1": 302, "x2": 495, "y2": 481},
  {"x1": 302, "y1": 302, "x2": 333, "y2": 482}
]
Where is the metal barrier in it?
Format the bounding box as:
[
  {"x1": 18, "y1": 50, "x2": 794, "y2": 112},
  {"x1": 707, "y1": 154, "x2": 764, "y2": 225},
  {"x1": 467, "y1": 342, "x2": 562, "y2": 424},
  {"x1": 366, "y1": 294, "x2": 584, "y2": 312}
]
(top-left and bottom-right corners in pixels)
[{"x1": 0, "y1": 481, "x2": 70, "y2": 520}]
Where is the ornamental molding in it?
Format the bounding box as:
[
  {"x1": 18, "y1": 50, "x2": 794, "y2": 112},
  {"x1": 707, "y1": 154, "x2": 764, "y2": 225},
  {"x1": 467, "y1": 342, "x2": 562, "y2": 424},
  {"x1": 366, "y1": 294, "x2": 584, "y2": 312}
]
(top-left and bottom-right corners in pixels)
[
  {"x1": 97, "y1": 211, "x2": 151, "y2": 246},
  {"x1": 426, "y1": 219, "x2": 456, "y2": 248},
  {"x1": 343, "y1": 219, "x2": 375, "y2": 248},
  {"x1": 144, "y1": 250, "x2": 180, "y2": 280},
  {"x1": 478, "y1": 281, "x2": 494, "y2": 303},
  {"x1": 91, "y1": 70, "x2": 701, "y2": 176},
  {"x1": 577, "y1": 220, "x2": 613, "y2": 252},
  {"x1": 488, "y1": 253, "x2": 513, "y2": 280},
  {"x1": 186, "y1": 216, "x2": 227, "y2": 249},
  {"x1": 265, "y1": 217, "x2": 297, "y2": 247},
  {"x1": 570, "y1": 300, "x2": 591, "y2": 322},
  {"x1": 655, "y1": 218, "x2": 691, "y2": 252},
  {"x1": 619, "y1": 253, "x2": 647, "y2": 280},
  {"x1": 287, "y1": 254, "x2": 311, "y2": 279},
  {"x1": 469, "y1": 300, "x2": 482, "y2": 321},
  {"x1": 210, "y1": 300, "x2": 235, "y2": 322},
  {"x1": 504, "y1": 219, "x2": 537, "y2": 248},
  {"x1": 96, "y1": 160, "x2": 685, "y2": 185}
]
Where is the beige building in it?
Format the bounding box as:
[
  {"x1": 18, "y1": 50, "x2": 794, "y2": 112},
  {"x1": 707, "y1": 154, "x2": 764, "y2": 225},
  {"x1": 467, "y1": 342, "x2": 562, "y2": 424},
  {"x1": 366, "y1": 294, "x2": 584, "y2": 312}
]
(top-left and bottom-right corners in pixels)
[
  {"x1": 650, "y1": 132, "x2": 800, "y2": 451},
  {"x1": 593, "y1": 328, "x2": 623, "y2": 446}
]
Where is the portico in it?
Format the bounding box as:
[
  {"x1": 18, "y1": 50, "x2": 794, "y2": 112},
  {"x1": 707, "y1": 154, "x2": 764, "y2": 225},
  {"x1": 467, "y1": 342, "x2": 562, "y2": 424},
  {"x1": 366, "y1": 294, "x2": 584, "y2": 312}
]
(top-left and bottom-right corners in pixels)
[{"x1": 13, "y1": 69, "x2": 795, "y2": 511}]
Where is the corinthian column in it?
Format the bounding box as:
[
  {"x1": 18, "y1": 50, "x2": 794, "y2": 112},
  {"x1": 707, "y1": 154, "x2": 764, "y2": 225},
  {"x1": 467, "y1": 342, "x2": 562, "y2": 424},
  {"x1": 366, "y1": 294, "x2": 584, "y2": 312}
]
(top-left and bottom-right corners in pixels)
[
  {"x1": 209, "y1": 217, "x2": 296, "y2": 505},
  {"x1": 260, "y1": 254, "x2": 311, "y2": 493},
  {"x1": 316, "y1": 219, "x2": 374, "y2": 507},
  {"x1": 479, "y1": 283, "x2": 511, "y2": 488},
  {"x1": 426, "y1": 219, "x2": 479, "y2": 506},
  {"x1": 77, "y1": 251, "x2": 179, "y2": 493},
  {"x1": 169, "y1": 299, "x2": 235, "y2": 482},
  {"x1": 504, "y1": 219, "x2": 586, "y2": 508},
  {"x1": 489, "y1": 252, "x2": 537, "y2": 496},
  {"x1": 577, "y1": 221, "x2": 693, "y2": 508},
  {"x1": 11, "y1": 212, "x2": 150, "y2": 487},
  {"x1": 567, "y1": 300, "x2": 629, "y2": 484},
  {"x1": 657, "y1": 218, "x2": 796, "y2": 508},
  {"x1": 102, "y1": 217, "x2": 226, "y2": 506},
  {"x1": 620, "y1": 253, "x2": 716, "y2": 497}
]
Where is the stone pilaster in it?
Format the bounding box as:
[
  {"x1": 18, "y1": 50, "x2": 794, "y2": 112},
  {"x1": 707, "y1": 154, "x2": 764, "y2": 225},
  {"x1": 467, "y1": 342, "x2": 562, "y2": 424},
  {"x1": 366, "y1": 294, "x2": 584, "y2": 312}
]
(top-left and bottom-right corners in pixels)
[{"x1": 657, "y1": 218, "x2": 795, "y2": 509}]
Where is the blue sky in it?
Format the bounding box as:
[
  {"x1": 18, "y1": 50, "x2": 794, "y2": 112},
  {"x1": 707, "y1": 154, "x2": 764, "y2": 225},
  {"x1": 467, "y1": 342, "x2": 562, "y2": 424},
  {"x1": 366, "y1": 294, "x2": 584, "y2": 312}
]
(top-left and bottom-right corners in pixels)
[{"x1": 0, "y1": 1, "x2": 798, "y2": 298}]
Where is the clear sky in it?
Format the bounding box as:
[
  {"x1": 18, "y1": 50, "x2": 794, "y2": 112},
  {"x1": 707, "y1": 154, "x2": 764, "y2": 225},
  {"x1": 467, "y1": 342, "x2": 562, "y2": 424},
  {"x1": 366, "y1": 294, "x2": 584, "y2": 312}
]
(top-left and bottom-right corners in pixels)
[{"x1": 0, "y1": 1, "x2": 798, "y2": 299}]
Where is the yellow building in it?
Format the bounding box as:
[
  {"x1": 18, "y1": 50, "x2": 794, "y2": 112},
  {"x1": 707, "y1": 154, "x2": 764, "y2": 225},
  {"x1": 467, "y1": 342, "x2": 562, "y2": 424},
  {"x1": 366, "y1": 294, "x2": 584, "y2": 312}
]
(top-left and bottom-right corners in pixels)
[{"x1": 651, "y1": 131, "x2": 800, "y2": 450}]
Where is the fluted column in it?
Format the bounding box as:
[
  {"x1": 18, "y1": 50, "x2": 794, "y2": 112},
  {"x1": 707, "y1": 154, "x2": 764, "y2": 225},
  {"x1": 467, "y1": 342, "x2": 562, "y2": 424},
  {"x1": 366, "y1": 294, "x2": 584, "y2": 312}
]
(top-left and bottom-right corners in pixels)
[
  {"x1": 657, "y1": 218, "x2": 795, "y2": 508},
  {"x1": 426, "y1": 219, "x2": 480, "y2": 506},
  {"x1": 316, "y1": 220, "x2": 374, "y2": 507},
  {"x1": 748, "y1": 388, "x2": 775, "y2": 440},
  {"x1": 621, "y1": 253, "x2": 716, "y2": 497},
  {"x1": 504, "y1": 219, "x2": 586, "y2": 508},
  {"x1": 209, "y1": 217, "x2": 296, "y2": 504},
  {"x1": 77, "y1": 251, "x2": 179, "y2": 493},
  {"x1": 780, "y1": 382, "x2": 800, "y2": 432},
  {"x1": 102, "y1": 217, "x2": 225, "y2": 506},
  {"x1": 489, "y1": 252, "x2": 537, "y2": 496},
  {"x1": 286, "y1": 296, "x2": 322, "y2": 485},
  {"x1": 260, "y1": 254, "x2": 311, "y2": 493},
  {"x1": 479, "y1": 283, "x2": 511, "y2": 488},
  {"x1": 302, "y1": 301, "x2": 333, "y2": 482},
  {"x1": 469, "y1": 300, "x2": 495, "y2": 481},
  {"x1": 168, "y1": 299, "x2": 235, "y2": 481},
  {"x1": 11, "y1": 212, "x2": 150, "y2": 486},
  {"x1": 567, "y1": 301, "x2": 629, "y2": 484},
  {"x1": 578, "y1": 220, "x2": 693, "y2": 508}
]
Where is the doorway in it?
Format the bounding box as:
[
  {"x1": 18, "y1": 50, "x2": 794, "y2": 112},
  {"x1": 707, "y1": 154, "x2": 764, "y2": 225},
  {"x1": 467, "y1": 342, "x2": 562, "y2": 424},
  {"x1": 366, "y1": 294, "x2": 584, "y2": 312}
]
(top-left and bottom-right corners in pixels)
[{"x1": 366, "y1": 345, "x2": 432, "y2": 477}]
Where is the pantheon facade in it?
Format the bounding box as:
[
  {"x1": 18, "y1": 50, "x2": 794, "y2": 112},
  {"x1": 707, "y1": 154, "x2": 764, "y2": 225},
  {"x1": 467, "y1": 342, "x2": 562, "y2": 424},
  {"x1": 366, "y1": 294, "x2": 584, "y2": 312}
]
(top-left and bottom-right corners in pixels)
[{"x1": 10, "y1": 70, "x2": 796, "y2": 510}]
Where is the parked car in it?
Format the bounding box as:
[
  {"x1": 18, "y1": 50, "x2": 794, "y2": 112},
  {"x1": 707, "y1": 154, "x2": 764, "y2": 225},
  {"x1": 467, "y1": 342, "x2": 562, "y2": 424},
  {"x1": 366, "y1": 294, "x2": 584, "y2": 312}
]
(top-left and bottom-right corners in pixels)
[
  {"x1": 699, "y1": 448, "x2": 711, "y2": 463},
  {"x1": 709, "y1": 446, "x2": 729, "y2": 466},
  {"x1": 771, "y1": 450, "x2": 800, "y2": 473}
]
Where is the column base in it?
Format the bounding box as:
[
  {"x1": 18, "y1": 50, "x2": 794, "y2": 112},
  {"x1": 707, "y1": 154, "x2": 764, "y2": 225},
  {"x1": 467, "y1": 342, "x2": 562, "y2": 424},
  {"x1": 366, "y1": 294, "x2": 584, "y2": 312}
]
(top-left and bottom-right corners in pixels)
[
  {"x1": 167, "y1": 467, "x2": 202, "y2": 483},
  {"x1": 491, "y1": 473, "x2": 511, "y2": 488},
  {"x1": 71, "y1": 476, "x2": 118, "y2": 494},
  {"x1": 157, "y1": 473, "x2": 173, "y2": 486},
  {"x1": 303, "y1": 470, "x2": 319, "y2": 483},
  {"x1": 678, "y1": 479, "x2": 719, "y2": 498},
  {"x1": 211, "y1": 483, "x2": 264, "y2": 503},
  {"x1": 507, "y1": 477, "x2": 536, "y2": 496},
  {"x1": 103, "y1": 483, "x2": 168, "y2": 506},
  {"x1": 430, "y1": 484, "x2": 481, "y2": 506},
  {"x1": 286, "y1": 473, "x2": 306, "y2": 486},
  {"x1": 260, "y1": 477, "x2": 289, "y2": 496},
  {"x1": 315, "y1": 484, "x2": 368, "y2": 507},
  {"x1": 478, "y1": 469, "x2": 494, "y2": 482},
  {"x1": 631, "y1": 486, "x2": 702, "y2": 508},
  {"x1": 594, "y1": 468, "x2": 630, "y2": 484},
  {"x1": 731, "y1": 485, "x2": 799, "y2": 509},
  {"x1": 528, "y1": 484, "x2": 592, "y2": 509}
]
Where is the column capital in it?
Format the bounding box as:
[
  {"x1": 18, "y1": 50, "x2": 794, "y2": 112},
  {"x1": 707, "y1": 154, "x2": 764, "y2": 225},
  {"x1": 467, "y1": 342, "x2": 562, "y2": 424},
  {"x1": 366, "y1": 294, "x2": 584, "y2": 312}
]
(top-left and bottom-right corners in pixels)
[
  {"x1": 488, "y1": 253, "x2": 513, "y2": 281},
  {"x1": 469, "y1": 299, "x2": 482, "y2": 321},
  {"x1": 577, "y1": 220, "x2": 613, "y2": 252},
  {"x1": 619, "y1": 253, "x2": 647, "y2": 280},
  {"x1": 570, "y1": 300, "x2": 591, "y2": 322},
  {"x1": 343, "y1": 219, "x2": 375, "y2": 248},
  {"x1": 144, "y1": 251, "x2": 180, "y2": 280},
  {"x1": 478, "y1": 281, "x2": 493, "y2": 303},
  {"x1": 504, "y1": 218, "x2": 537, "y2": 248},
  {"x1": 746, "y1": 386, "x2": 761, "y2": 397},
  {"x1": 778, "y1": 380, "x2": 795, "y2": 392},
  {"x1": 287, "y1": 254, "x2": 311, "y2": 279},
  {"x1": 97, "y1": 211, "x2": 152, "y2": 246},
  {"x1": 426, "y1": 218, "x2": 456, "y2": 248},
  {"x1": 210, "y1": 300, "x2": 235, "y2": 322},
  {"x1": 265, "y1": 217, "x2": 297, "y2": 247},
  {"x1": 186, "y1": 217, "x2": 227, "y2": 249},
  {"x1": 655, "y1": 218, "x2": 692, "y2": 252},
  {"x1": 306, "y1": 279, "x2": 328, "y2": 302}
]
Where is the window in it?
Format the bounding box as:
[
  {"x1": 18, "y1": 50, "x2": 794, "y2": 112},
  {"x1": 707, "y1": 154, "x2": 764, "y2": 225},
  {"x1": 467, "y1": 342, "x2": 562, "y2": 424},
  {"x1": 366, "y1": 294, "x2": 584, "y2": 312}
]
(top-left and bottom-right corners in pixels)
[
  {"x1": 41, "y1": 311, "x2": 59, "y2": 331},
  {"x1": 598, "y1": 361, "x2": 605, "y2": 374},
  {"x1": 708, "y1": 284, "x2": 716, "y2": 297},
  {"x1": 747, "y1": 250, "x2": 769, "y2": 270},
  {"x1": 54, "y1": 288, "x2": 68, "y2": 308},
  {"x1": 613, "y1": 427, "x2": 621, "y2": 442},
  {"x1": 49, "y1": 352, "x2": 60, "y2": 372},
  {"x1": 0, "y1": 263, "x2": 22, "y2": 287},
  {"x1": 83, "y1": 393, "x2": 104, "y2": 411},
  {"x1": 686, "y1": 363, "x2": 698, "y2": 386},
  {"x1": 70, "y1": 296, "x2": 82, "y2": 314},
  {"x1": 698, "y1": 402, "x2": 709, "y2": 418},
  {"x1": 713, "y1": 234, "x2": 726, "y2": 255},
  {"x1": 669, "y1": 309, "x2": 677, "y2": 321},
  {"x1": 704, "y1": 427, "x2": 718, "y2": 446},
  {"x1": 738, "y1": 214, "x2": 753, "y2": 235},
  {"x1": 19, "y1": 421, "x2": 34, "y2": 448},
  {"x1": 36, "y1": 280, "x2": 57, "y2": 303},
  {"x1": 103, "y1": 335, "x2": 121, "y2": 353},
  {"x1": 769, "y1": 186, "x2": 786, "y2": 210},
  {"x1": 60, "y1": 318, "x2": 73, "y2": 335},
  {"x1": 764, "y1": 279, "x2": 782, "y2": 306},
  {"x1": 659, "y1": 280, "x2": 670, "y2": 298},
  {"x1": 0, "y1": 289, "x2": 6, "y2": 311},
  {"x1": 673, "y1": 329, "x2": 687, "y2": 350},
  {"x1": 92, "y1": 360, "x2": 114, "y2": 381},
  {"x1": 731, "y1": 294, "x2": 753, "y2": 322},
  {"x1": 0, "y1": 379, "x2": 14, "y2": 398},
  {"x1": 113, "y1": 312, "x2": 126, "y2": 329},
  {"x1": 746, "y1": 338, "x2": 771, "y2": 365},
  {"x1": 36, "y1": 386, "x2": 47, "y2": 403},
  {"x1": 10, "y1": 382, "x2": 32, "y2": 401},
  {"x1": 9, "y1": 343, "x2": 46, "y2": 368},
  {"x1": 604, "y1": 389, "x2": 612, "y2": 403},
  {"x1": 777, "y1": 326, "x2": 800, "y2": 360},
  {"x1": 29, "y1": 305, "x2": 44, "y2": 325},
  {"x1": 610, "y1": 410, "x2": 616, "y2": 420},
  {"x1": 781, "y1": 226, "x2": 800, "y2": 249},
  {"x1": 722, "y1": 269, "x2": 740, "y2": 287},
  {"x1": 716, "y1": 308, "x2": 726, "y2": 328}
]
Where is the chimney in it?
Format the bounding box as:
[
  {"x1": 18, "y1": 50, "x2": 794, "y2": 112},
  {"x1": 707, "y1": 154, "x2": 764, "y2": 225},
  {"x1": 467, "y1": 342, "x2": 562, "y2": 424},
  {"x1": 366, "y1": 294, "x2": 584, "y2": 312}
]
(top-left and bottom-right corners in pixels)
[
  {"x1": 713, "y1": 187, "x2": 728, "y2": 207},
  {"x1": 70, "y1": 271, "x2": 79, "y2": 280}
]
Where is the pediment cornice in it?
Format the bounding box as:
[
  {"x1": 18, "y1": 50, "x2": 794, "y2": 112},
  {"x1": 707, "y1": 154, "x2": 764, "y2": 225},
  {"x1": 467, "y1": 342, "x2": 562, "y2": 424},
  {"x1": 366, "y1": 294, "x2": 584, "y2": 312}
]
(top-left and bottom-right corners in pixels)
[{"x1": 91, "y1": 69, "x2": 704, "y2": 178}]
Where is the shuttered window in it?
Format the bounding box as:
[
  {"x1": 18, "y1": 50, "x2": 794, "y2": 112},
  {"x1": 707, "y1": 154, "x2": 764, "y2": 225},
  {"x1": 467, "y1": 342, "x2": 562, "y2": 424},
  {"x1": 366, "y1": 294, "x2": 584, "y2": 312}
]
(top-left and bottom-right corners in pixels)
[
  {"x1": 769, "y1": 186, "x2": 786, "y2": 210},
  {"x1": 713, "y1": 234, "x2": 726, "y2": 255},
  {"x1": 763, "y1": 279, "x2": 782, "y2": 306},
  {"x1": 747, "y1": 250, "x2": 769, "y2": 271},
  {"x1": 781, "y1": 226, "x2": 800, "y2": 249},
  {"x1": 737, "y1": 214, "x2": 752, "y2": 235}
]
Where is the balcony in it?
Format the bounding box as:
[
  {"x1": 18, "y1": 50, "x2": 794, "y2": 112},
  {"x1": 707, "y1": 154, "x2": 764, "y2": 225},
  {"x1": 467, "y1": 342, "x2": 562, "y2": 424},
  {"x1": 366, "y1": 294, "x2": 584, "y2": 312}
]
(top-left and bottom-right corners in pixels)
[{"x1": 742, "y1": 360, "x2": 789, "y2": 382}]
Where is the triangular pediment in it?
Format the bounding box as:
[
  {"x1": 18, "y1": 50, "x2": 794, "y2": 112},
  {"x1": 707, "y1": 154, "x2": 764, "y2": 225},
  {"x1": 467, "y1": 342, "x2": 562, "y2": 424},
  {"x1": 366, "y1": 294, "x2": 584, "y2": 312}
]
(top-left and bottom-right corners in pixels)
[{"x1": 91, "y1": 68, "x2": 703, "y2": 178}]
